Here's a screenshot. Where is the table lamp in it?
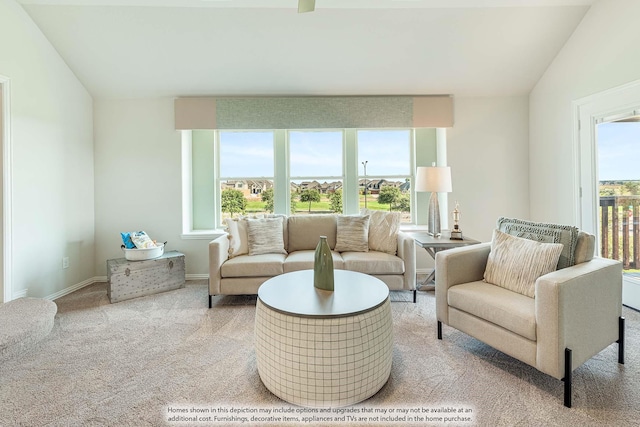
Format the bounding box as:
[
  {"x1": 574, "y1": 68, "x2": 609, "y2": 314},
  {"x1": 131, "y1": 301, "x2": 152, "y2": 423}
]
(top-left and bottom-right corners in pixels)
[{"x1": 416, "y1": 164, "x2": 452, "y2": 237}]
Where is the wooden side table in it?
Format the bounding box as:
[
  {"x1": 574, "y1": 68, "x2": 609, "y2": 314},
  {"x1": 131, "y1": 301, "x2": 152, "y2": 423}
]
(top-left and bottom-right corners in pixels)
[{"x1": 410, "y1": 232, "x2": 480, "y2": 289}]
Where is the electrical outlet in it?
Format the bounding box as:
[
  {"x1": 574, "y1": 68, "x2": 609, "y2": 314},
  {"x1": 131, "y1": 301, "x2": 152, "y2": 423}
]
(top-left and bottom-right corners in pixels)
[{"x1": 62, "y1": 257, "x2": 69, "y2": 269}]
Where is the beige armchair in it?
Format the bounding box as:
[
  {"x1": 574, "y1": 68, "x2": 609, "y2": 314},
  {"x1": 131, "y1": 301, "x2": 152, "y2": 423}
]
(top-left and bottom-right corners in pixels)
[{"x1": 435, "y1": 220, "x2": 625, "y2": 408}]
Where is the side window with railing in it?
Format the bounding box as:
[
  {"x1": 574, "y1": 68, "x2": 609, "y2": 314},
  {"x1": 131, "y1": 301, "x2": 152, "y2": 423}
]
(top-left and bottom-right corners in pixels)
[{"x1": 599, "y1": 192, "x2": 640, "y2": 270}]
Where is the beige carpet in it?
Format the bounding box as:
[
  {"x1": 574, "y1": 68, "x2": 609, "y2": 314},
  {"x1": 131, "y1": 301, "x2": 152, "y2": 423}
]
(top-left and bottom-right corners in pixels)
[{"x1": 1, "y1": 280, "x2": 639, "y2": 426}]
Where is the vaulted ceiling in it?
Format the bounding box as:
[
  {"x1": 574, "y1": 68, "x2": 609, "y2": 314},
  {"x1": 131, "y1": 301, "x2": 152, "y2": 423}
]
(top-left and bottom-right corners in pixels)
[{"x1": 18, "y1": 0, "x2": 595, "y2": 99}]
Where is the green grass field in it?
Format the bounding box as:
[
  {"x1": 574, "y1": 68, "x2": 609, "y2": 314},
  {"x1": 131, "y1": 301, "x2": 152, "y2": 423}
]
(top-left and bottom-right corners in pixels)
[{"x1": 245, "y1": 195, "x2": 396, "y2": 214}]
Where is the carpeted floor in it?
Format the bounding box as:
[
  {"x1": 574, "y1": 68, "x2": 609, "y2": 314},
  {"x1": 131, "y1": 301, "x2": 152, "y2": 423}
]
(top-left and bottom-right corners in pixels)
[{"x1": 1, "y1": 280, "x2": 639, "y2": 426}]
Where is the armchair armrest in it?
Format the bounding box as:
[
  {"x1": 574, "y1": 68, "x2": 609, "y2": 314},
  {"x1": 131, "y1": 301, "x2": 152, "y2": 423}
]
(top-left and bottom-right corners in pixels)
[
  {"x1": 397, "y1": 231, "x2": 416, "y2": 291},
  {"x1": 209, "y1": 234, "x2": 230, "y2": 295},
  {"x1": 535, "y1": 257, "x2": 622, "y2": 379},
  {"x1": 435, "y1": 242, "x2": 491, "y2": 324}
]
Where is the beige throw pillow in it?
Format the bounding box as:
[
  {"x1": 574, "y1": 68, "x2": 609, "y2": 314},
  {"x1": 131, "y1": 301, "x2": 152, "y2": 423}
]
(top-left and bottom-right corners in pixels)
[
  {"x1": 335, "y1": 215, "x2": 370, "y2": 253},
  {"x1": 246, "y1": 217, "x2": 287, "y2": 256},
  {"x1": 225, "y1": 217, "x2": 249, "y2": 258},
  {"x1": 361, "y1": 209, "x2": 401, "y2": 255},
  {"x1": 484, "y1": 229, "x2": 563, "y2": 298}
]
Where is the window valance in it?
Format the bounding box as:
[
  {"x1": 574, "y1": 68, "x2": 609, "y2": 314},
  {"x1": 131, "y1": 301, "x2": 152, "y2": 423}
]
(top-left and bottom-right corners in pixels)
[{"x1": 174, "y1": 95, "x2": 453, "y2": 130}]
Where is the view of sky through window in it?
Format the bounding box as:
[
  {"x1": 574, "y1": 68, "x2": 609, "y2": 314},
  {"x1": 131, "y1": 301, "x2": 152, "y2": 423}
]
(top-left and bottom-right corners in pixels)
[
  {"x1": 289, "y1": 131, "x2": 342, "y2": 177},
  {"x1": 597, "y1": 122, "x2": 640, "y2": 181},
  {"x1": 219, "y1": 131, "x2": 274, "y2": 177},
  {"x1": 219, "y1": 129, "x2": 413, "y2": 177},
  {"x1": 357, "y1": 130, "x2": 410, "y2": 176}
]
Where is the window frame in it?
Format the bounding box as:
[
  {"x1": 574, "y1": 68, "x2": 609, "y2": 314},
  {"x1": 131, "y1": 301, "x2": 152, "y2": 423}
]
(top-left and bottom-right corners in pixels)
[
  {"x1": 182, "y1": 127, "x2": 440, "y2": 238},
  {"x1": 356, "y1": 129, "x2": 414, "y2": 219},
  {"x1": 216, "y1": 129, "x2": 276, "y2": 224}
]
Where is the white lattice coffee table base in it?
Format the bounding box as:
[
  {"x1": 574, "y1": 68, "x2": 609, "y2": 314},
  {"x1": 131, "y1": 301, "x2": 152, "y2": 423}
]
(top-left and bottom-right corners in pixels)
[{"x1": 255, "y1": 297, "x2": 392, "y2": 408}]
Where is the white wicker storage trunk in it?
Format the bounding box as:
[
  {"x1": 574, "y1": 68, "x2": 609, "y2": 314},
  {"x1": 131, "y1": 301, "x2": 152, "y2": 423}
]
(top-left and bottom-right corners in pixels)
[{"x1": 107, "y1": 251, "x2": 185, "y2": 303}]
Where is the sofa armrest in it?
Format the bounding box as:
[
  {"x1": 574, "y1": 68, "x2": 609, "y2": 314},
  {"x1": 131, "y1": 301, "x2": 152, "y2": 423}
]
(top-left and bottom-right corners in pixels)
[
  {"x1": 209, "y1": 234, "x2": 230, "y2": 295},
  {"x1": 397, "y1": 231, "x2": 416, "y2": 291},
  {"x1": 435, "y1": 242, "x2": 491, "y2": 324},
  {"x1": 535, "y1": 257, "x2": 622, "y2": 379}
]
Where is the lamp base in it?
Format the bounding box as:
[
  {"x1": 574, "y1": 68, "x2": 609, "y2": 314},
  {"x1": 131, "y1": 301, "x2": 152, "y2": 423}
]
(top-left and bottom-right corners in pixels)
[{"x1": 428, "y1": 192, "x2": 441, "y2": 237}]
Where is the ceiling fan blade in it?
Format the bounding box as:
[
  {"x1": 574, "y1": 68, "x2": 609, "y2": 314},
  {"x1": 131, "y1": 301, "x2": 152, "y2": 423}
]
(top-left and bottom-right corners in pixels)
[{"x1": 298, "y1": 0, "x2": 315, "y2": 13}]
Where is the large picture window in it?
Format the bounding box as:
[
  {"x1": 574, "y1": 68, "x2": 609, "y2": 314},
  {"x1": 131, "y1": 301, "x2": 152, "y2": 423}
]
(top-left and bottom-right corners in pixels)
[{"x1": 185, "y1": 127, "x2": 438, "y2": 234}]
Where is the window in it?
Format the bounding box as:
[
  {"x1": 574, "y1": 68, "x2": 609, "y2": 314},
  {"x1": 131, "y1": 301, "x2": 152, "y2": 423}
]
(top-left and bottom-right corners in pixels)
[
  {"x1": 218, "y1": 131, "x2": 274, "y2": 222},
  {"x1": 184, "y1": 127, "x2": 439, "y2": 235},
  {"x1": 357, "y1": 130, "x2": 412, "y2": 222},
  {"x1": 290, "y1": 131, "x2": 343, "y2": 215}
]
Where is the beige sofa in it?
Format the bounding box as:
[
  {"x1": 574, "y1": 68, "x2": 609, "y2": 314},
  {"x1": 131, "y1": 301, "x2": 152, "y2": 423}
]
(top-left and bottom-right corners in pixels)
[
  {"x1": 435, "y1": 218, "x2": 624, "y2": 407},
  {"x1": 208, "y1": 213, "x2": 416, "y2": 308}
]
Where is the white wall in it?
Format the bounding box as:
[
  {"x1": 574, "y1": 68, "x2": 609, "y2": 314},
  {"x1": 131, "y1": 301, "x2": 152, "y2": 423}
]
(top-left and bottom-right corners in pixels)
[
  {"x1": 94, "y1": 98, "x2": 211, "y2": 277},
  {"x1": 0, "y1": 0, "x2": 94, "y2": 300},
  {"x1": 447, "y1": 96, "x2": 530, "y2": 243},
  {"x1": 530, "y1": 0, "x2": 640, "y2": 225}
]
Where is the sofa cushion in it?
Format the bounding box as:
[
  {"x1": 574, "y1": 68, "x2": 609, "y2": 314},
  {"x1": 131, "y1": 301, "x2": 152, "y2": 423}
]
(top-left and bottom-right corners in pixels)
[
  {"x1": 335, "y1": 215, "x2": 370, "y2": 252},
  {"x1": 246, "y1": 217, "x2": 287, "y2": 256},
  {"x1": 484, "y1": 230, "x2": 563, "y2": 298},
  {"x1": 448, "y1": 281, "x2": 537, "y2": 341},
  {"x1": 283, "y1": 250, "x2": 345, "y2": 273},
  {"x1": 221, "y1": 253, "x2": 286, "y2": 278},
  {"x1": 361, "y1": 209, "x2": 401, "y2": 255},
  {"x1": 341, "y1": 251, "x2": 404, "y2": 275},
  {"x1": 287, "y1": 215, "x2": 337, "y2": 252},
  {"x1": 497, "y1": 217, "x2": 579, "y2": 270}
]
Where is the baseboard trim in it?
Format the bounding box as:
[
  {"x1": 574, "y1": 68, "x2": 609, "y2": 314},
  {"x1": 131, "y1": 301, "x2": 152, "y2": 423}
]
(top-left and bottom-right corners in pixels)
[
  {"x1": 186, "y1": 274, "x2": 209, "y2": 280},
  {"x1": 14, "y1": 289, "x2": 27, "y2": 299},
  {"x1": 45, "y1": 274, "x2": 209, "y2": 301},
  {"x1": 46, "y1": 277, "x2": 101, "y2": 301}
]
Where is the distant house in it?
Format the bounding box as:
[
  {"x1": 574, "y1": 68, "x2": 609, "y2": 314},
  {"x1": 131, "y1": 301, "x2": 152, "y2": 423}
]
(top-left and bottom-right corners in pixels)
[
  {"x1": 296, "y1": 180, "x2": 340, "y2": 194},
  {"x1": 359, "y1": 178, "x2": 404, "y2": 195},
  {"x1": 221, "y1": 179, "x2": 273, "y2": 198}
]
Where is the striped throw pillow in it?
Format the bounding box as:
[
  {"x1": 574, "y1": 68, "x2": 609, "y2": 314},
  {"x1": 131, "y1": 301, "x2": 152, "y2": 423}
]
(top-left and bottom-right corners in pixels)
[
  {"x1": 484, "y1": 229, "x2": 563, "y2": 298},
  {"x1": 334, "y1": 215, "x2": 370, "y2": 253},
  {"x1": 246, "y1": 217, "x2": 287, "y2": 256}
]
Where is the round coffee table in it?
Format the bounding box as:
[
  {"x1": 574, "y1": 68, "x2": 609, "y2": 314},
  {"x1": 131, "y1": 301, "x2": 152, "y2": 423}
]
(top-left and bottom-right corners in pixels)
[{"x1": 254, "y1": 269, "x2": 392, "y2": 408}]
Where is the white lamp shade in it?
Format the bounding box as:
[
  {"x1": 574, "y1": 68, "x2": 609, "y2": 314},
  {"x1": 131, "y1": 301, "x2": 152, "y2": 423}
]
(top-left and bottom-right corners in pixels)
[{"x1": 415, "y1": 166, "x2": 452, "y2": 193}]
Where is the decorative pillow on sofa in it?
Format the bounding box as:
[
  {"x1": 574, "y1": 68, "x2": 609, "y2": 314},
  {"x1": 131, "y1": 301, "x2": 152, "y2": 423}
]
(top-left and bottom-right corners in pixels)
[
  {"x1": 361, "y1": 208, "x2": 401, "y2": 255},
  {"x1": 497, "y1": 217, "x2": 579, "y2": 270},
  {"x1": 334, "y1": 215, "x2": 370, "y2": 253},
  {"x1": 484, "y1": 229, "x2": 564, "y2": 298},
  {"x1": 225, "y1": 217, "x2": 250, "y2": 258},
  {"x1": 246, "y1": 216, "x2": 287, "y2": 256}
]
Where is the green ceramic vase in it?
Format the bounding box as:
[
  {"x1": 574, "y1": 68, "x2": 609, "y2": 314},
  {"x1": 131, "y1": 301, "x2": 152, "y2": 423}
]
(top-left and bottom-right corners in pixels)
[{"x1": 313, "y1": 236, "x2": 334, "y2": 291}]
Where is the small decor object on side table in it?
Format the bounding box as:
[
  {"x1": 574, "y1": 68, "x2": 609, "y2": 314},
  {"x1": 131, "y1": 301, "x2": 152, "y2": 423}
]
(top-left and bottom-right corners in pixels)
[
  {"x1": 314, "y1": 236, "x2": 334, "y2": 291},
  {"x1": 450, "y1": 201, "x2": 463, "y2": 240}
]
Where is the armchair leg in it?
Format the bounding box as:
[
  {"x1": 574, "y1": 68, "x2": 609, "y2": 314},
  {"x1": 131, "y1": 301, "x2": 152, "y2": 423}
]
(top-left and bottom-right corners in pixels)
[
  {"x1": 437, "y1": 321, "x2": 442, "y2": 340},
  {"x1": 208, "y1": 295, "x2": 212, "y2": 309},
  {"x1": 564, "y1": 348, "x2": 572, "y2": 408},
  {"x1": 562, "y1": 319, "x2": 623, "y2": 409},
  {"x1": 413, "y1": 289, "x2": 417, "y2": 303},
  {"x1": 618, "y1": 316, "x2": 625, "y2": 364}
]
